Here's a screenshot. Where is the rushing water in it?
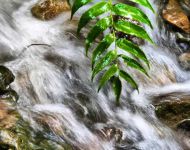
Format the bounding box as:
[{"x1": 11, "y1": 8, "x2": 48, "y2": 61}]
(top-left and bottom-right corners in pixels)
[{"x1": 1, "y1": 0, "x2": 190, "y2": 149}]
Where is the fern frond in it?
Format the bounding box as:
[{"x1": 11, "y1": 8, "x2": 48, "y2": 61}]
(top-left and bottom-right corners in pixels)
[{"x1": 71, "y1": 0, "x2": 154, "y2": 104}]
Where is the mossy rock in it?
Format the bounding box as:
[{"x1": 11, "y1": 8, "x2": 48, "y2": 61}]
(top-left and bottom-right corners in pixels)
[{"x1": 0, "y1": 118, "x2": 74, "y2": 150}]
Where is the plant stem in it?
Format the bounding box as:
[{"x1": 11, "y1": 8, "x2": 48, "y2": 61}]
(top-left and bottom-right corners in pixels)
[{"x1": 108, "y1": 0, "x2": 117, "y2": 51}]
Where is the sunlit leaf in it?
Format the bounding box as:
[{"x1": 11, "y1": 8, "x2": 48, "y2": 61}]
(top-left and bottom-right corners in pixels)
[
  {"x1": 98, "y1": 64, "x2": 118, "y2": 92},
  {"x1": 77, "y1": 2, "x2": 111, "y2": 33},
  {"x1": 92, "y1": 34, "x2": 114, "y2": 68},
  {"x1": 119, "y1": 70, "x2": 138, "y2": 90},
  {"x1": 114, "y1": 20, "x2": 153, "y2": 44},
  {"x1": 120, "y1": 55, "x2": 148, "y2": 76},
  {"x1": 116, "y1": 38, "x2": 149, "y2": 67},
  {"x1": 112, "y1": 76, "x2": 122, "y2": 106},
  {"x1": 85, "y1": 17, "x2": 112, "y2": 55},
  {"x1": 127, "y1": 0, "x2": 154, "y2": 13},
  {"x1": 92, "y1": 50, "x2": 117, "y2": 80},
  {"x1": 113, "y1": 3, "x2": 152, "y2": 28},
  {"x1": 71, "y1": 0, "x2": 92, "y2": 19}
]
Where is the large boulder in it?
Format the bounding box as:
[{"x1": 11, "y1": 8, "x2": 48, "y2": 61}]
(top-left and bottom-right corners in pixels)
[
  {"x1": 31, "y1": 0, "x2": 70, "y2": 20},
  {"x1": 162, "y1": 0, "x2": 190, "y2": 33}
]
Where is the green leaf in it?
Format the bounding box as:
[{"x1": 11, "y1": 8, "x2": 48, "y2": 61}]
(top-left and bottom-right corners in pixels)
[
  {"x1": 92, "y1": 34, "x2": 114, "y2": 68},
  {"x1": 119, "y1": 70, "x2": 138, "y2": 90},
  {"x1": 120, "y1": 55, "x2": 148, "y2": 76},
  {"x1": 71, "y1": 0, "x2": 92, "y2": 19},
  {"x1": 114, "y1": 20, "x2": 153, "y2": 44},
  {"x1": 85, "y1": 17, "x2": 112, "y2": 55},
  {"x1": 116, "y1": 38, "x2": 149, "y2": 67},
  {"x1": 127, "y1": 0, "x2": 154, "y2": 13},
  {"x1": 113, "y1": 3, "x2": 152, "y2": 28},
  {"x1": 77, "y1": 1, "x2": 111, "y2": 34},
  {"x1": 98, "y1": 64, "x2": 118, "y2": 92},
  {"x1": 112, "y1": 76, "x2": 122, "y2": 106},
  {"x1": 92, "y1": 50, "x2": 117, "y2": 80}
]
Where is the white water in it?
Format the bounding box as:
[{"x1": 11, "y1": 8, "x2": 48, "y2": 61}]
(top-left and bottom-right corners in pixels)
[{"x1": 0, "y1": 0, "x2": 190, "y2": 149}]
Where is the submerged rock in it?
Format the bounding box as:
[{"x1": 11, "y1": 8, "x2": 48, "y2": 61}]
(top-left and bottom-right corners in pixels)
[
  {"x1": 31, "y1": 0, "x2": 70, "y2": 20},
  {"x1": 94, "y1": 125, "x2": 123, "y2": 143},
  {"x1": 162, "y1": 0, "x2": 190, "y2": 33},
  {"x1": 131, "y1": 60, "x2": 176, "y2": 88},
  {"x1": 179, "y1": 52, "x2": 190, "y2": 70}
]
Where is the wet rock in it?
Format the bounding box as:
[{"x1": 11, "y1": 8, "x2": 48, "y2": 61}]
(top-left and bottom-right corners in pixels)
[
  {"x1": 179, "y1": 52, "x2": 190, "y2": 70},
  {"x1": 176, "y1": 32, "x2": 190, "y2": 51},
  {"x1": 162, "y1": 0, "x2": 190, "y2": 33},
  {"x1": 154, "y1": 93, "x2": 190, "y2": 128},
  {"x1": 0, "y1": 89, "x2": 19, "y2": 103},
  {"x1": 0, "y1": 66, "x2": 14, "y2": 90},
  {"x1": 177, "y1": 119, "x2": 190, "y2": 132},
  {"x1": 0, "y1": 112, "x2": 72, "y2": 150},
  {"x1": 31, "y1": 0, "x2": 70, "y2": 20}
]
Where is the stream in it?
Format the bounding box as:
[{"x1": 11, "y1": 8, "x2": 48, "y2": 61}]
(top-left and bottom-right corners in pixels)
[{"x1": 0, "y1": 0, "x2": 190, "y2": 149}]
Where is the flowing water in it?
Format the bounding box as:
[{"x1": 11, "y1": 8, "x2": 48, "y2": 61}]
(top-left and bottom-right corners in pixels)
[{"x1": 0, "y1": 0, "x2": 190, "y2": 149}]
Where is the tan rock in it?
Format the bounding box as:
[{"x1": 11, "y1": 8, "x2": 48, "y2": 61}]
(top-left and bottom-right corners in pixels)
[
  {"x1": 0, "y1": 101, "x2": 18, "y2": 129},
  {"x1": 162, "y1": 0, "x2": 190, "y2": 33},
  {"x1": 179, "y1": 52, "x2": 190, "y2": 70},
  {"x1": 31, "y1": 0, "x2": 70, "y2": 20}
]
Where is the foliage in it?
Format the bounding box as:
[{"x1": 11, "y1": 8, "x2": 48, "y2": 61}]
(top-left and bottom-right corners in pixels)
[{"x1": 71, "y1": 0, "x2": 154, "y2": 105}]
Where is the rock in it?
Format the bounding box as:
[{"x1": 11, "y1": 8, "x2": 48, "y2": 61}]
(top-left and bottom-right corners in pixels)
[
  {"x1": 31, "y1": 0, "x2": 70, "y2": 20},
  {"x1": 176, "y1": 32, "x2": 190, "y2": 51},
  {"x1": 131, "y1": 61, "x2": 176, "y2": 87},
  {"x1": 154, "y1": 93, "x2": 190, "y2": 128},
  {"x1": 94, "y1": 125, "x2": 123, "y2": 143},
  {"x1": 162, "y1": 0, "x2": 190, "y2": 33},
  {"x1": 0, "y1": 101, "x2": 18, "y2": 130},
  {"x1": 0, "y1": 108, "x2": 72, "y2": 149},
  {"x1": 179, "y1": 52, "x2": 190, "y2": 70},
  {"x1": 177, "y1": 119, "x2": 190, "y2": 132},
  {"x1": 0, "y1": 66, "x2": 14, "y2": 91}
]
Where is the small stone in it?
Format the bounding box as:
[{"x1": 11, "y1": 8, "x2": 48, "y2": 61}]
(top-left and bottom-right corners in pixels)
[{"x1": 31, "y1": 0, "x2": 70, "y2": 20}]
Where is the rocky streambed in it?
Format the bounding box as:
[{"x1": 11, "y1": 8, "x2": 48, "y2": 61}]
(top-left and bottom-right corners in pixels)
[{"x1": 0, "y1": 0, "x2": 190, "y2": 149}]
